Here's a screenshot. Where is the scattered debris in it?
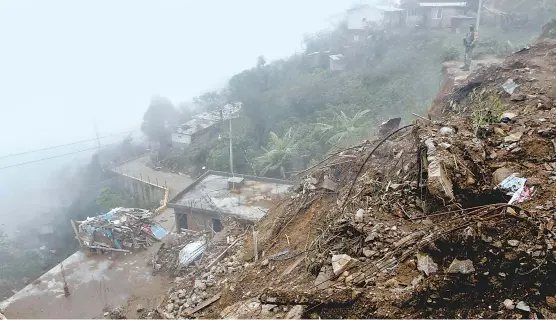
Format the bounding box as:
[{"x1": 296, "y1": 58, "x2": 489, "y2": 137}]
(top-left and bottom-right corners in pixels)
[
  {"x1": 285, "y1": 305, "x2": 305, "y2": 319},
  {"x1": 446, "y1": 259, "x2": 475, "y2": 274},
  {"x1": 76, "y1": 207, "x2": 167, "y2": 253},
  {"x1": 504, "y1": 131, "x2": 523, "y2": 143},
  {"x1": 546, "y1": 296, "x2": 556, "y2": 308},
  {"x1": 439, "y1": 126, "x2": 456, "y2": 136},
  {"x1": 331, "y1": 254, "x2": 355, "y2": 276},
  {"x1": 503, "y1": 299, "x2": 515, "y2": 310},
  {"x1": 416, "y1": 253, "x2": 438, "y2": 276},
  {"x1": 178, "y1": 239, "x2": 206, "y2": 269},
  {"x1": 502, "y1": 78, "x2": 519, "y2": 94},
  {"x1": 153, "y1": 230, "x2": 204, "y2": 274},
  {"x1": 154, "y1": 38, "x2": 556, "y2": 320},
  {"x1": 321, "y1": 178, "x2": 338, "y2": 192},
  {"x1": 516, "y1": 301, "x2": 531, "y2": 312},
  {"x1": 500, "y1": 112, "x2": 517, "y2": 123},
  {"x1": 378, "y1": 117, "x2": 402, "y2": 137}
]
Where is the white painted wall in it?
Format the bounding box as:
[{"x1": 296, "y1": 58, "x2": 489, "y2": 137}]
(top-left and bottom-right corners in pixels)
[
  {"x1": 171, "y1": 132, "x2": 191, "y2": 147},
  {"x1": 425, "y1": 7, "x2": 462, "y2": 28},
  {"x1": 347, "y1": 6, "x2": 383, "y2": 30}
]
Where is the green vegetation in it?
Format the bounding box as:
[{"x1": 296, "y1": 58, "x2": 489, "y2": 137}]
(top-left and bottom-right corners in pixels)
[
  {"x1": 468, "y1": 88, "x2": 506, "y2": 135},
  {"x1": 96, "y1": 187, "x2": 136, "y2": 211},
  {"x1": 144, "y1": 24, "x2": 542, "y2": 178}
]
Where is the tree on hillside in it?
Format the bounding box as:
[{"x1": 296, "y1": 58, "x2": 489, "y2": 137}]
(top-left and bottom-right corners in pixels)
[
  {"x1": 255, "y1": 128, "x2": 297, "y2": 178},
  {"x1": 192, "y1": 90, "x2": 228, "y2": 111},
  {"x1": 257, "y1": 55, "x2": 267, "y2": 68},
  {"x1": 317, "y1": 109, "x2": 372, "y2": 147},
  {"x1": 141, "y1": 96, "x2": 178, "y2": 154}
]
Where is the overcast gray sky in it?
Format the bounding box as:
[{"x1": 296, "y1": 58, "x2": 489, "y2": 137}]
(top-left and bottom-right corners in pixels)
[
  {"x1": 0, "y1": 0, "x2": 348, "y2": 155},
  {"x1": 0, "y1": 0, "x2": 351, "y2": 233}
]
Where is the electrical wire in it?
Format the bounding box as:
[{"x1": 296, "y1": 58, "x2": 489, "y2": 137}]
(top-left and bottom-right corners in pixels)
[
  {"x1": 0, "y1": 129, "x2": 138, "y2": 160},
  {"x1": 0, "y1": 136, "x2": 143, "y2": 171}
]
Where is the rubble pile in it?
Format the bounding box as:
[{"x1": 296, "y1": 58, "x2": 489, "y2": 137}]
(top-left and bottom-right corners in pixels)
[
  {"x1": 155, "y1": 39, "x2": 556, "y2": 319},
  {"x1": 158, "y1": 223, "x2": 251, "y2": 319},
  {"x1": 77, "y1": 207, "x2": 167, "y2": 253},
  {"x1": 152, "y1": 230, "x2": 205, "y2": 274}
]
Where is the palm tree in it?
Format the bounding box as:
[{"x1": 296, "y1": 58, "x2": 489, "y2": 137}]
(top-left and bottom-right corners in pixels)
[
  {"x1": 256, "y1": 128, "x2": 297, "y2": 178},
  {"x1": 317, "y1": 109, "x2": 372, "y2": 147}
]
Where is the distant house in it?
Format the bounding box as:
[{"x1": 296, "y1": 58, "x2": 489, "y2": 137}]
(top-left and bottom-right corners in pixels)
[
  {"x1": 346, "y1": 4, "x2": 406, "y2": 41},
  {"x1": 404, "y1": 1, "x2": 468, "y2": 28},
  {"x1": 171, "y1": 103, "x2": 241, "y2": 148},
  {"x1": 329, "y1": 54, "x2": 346, "y2": 71}
]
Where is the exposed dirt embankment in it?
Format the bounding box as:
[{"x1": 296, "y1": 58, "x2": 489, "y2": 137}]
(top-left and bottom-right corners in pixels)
[{"x1": 154, "y1": 39, "x2": 556, "y2": 320}]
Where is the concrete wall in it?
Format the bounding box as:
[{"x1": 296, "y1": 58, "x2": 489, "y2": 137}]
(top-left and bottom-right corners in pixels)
[
  {"x1": 175, "y1": 210, "x2": 218, "y2": 232},
  {"x1": 425, "y1": 7, "x2": 462, "y2": 28},
  {"x1": 114, "y1": 174, "x2": 166, "y2": 209},
  {"x1": 171, "y1": 132, "x2": 191, "y2": 147}
]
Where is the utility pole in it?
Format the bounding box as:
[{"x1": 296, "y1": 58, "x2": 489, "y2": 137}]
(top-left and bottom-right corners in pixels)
[
  {"x1": 229, "y1": 116, "x2": 234, "y2": 177},
  {"x1": 475, "y1": 0, "x2": 484, "y2": 38},
  {"x1": 94, "y1": 122, "x2": 101, "y2": 149}
]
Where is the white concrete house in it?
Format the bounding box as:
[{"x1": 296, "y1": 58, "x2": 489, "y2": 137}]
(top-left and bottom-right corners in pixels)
[
  {"x1": 403, "y1": 1, "x2": 468, "y2": 28},
  {"x1": 347, "y1": 4, "x2": 406, "y2": 41}
]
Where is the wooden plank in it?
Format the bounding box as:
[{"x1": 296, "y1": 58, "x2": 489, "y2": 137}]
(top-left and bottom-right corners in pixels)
[
  {"x1": 187, "y1": 293, "x2": 221, "y2": 315},
  {"x1": 280, "y1": 254, "x2": 306, "y2": 278},
  {"x1": 206, "y1": 239, "x2": 240, "y2": 270},
  {"x1": 87, "y1": 246, "x2": 131, "y2": 253},
  {"x1": 70, "y1": 219, "x2": 83, "y2": 249},
  {"x1": 253, "y1": 229, "x2": 258, "y2": 262}
]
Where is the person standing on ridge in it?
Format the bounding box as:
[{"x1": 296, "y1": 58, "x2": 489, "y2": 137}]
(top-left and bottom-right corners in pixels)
[{"x1": 461, "y1": 24, "x2": 476, "y2": 71}]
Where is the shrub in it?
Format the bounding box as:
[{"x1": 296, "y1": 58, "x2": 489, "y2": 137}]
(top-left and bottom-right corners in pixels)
[{"x1": 442, "y1": 45, "x2": 460, "y2": 61}]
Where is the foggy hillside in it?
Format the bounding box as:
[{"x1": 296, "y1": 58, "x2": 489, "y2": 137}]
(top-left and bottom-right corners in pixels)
[{"x1": 1, "y1": 0, "x2": 556, "y2": 318}]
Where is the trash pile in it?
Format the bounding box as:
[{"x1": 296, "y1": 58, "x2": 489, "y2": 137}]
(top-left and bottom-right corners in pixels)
[
  {"x1": 77, "y1": 207, "x2": 168, "y2": 253},
  {"x1": 156, "y1": 38, "x2": 556, "y2": 319}
]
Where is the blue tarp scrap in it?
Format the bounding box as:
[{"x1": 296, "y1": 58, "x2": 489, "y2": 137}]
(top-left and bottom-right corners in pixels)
[
  {"x1": 149, "y1": 224, "x2": 168, "y2": 240},
  {"x1": 499, "y1": 175, "x2": 527, "y2": 195}
]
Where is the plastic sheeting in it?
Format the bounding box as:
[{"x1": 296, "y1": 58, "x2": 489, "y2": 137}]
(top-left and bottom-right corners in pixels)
[
  {"x1": 179, "y1": 240, "x2": 206, "y2": 268},
  {"x1": 498, "y1": 175, "x2": 533, "y2": 205}
]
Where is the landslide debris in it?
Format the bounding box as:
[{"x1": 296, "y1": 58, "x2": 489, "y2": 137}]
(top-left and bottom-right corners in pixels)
[{"x1": 157, "y1": 39, "x2": 556, "y2": 319}]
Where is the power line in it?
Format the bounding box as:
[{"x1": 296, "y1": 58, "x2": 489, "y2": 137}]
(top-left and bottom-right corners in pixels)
[
  {"x1": 0, "y1": 129, "x2": 138, "y2": 160},
  {"x1": 0, "y1": 136, "x2": 143, "y2": 171}
]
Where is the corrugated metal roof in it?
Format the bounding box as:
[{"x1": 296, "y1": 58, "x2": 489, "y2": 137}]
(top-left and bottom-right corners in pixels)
[
  {"x1": 419, "y1": 2, "x2": 466, "y2": 7},
  {"x1": 175, "y1": 103, "x2": 242, "y2": 136}
]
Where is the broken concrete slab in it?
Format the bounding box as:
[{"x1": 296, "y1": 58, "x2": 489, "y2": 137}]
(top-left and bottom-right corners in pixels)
[
  {"x1": 416, "y1": 253, "x2": 438, "y2": 276},
  {"x1": 424, "y1": 138, "x2": 455, "y2": 201},
  {"x1": 285, "y1": 305, "x2": 305, "y2": 319},
  {"x1": 439, "y1": 126, "x2": 456, "y2": 136},
  {"x1": 355, "y1": 209, "x2": 365, "y2": 222},
  {"x1": 427, "y1": 160, "x2": 455, "y2": 201},
  {"x1": 504, "y1": 132, "x2": 523, "y2": 143},
  {"x1": 321, "y1": 178, "x2": 338, "y2": 192},
  {"x1": 510, "y1": 93, "x2": 527, "y2": 101},
  {"x1": 378, "y1": 117, "x2": 402, "y2": 137},
  {"x1": 446, "y1": 259, "x2": 475, "y2": 274},
  {"x1": 331, "y1": 254, "x2": 356, "y2": 276},
  {"x1": 314, "y1": 267, "x2": 334, "y2": 290}
]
